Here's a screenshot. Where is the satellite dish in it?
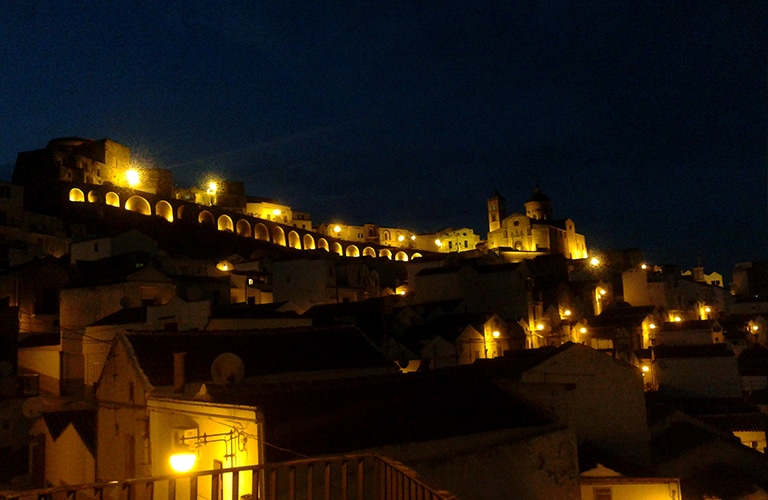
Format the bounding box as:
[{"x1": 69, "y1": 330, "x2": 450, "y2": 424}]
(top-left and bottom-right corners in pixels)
[
  {"x1": 211, "y1": 353, "x2": 245, "y2": 385},
  {"x1": 22, "y1": 397, "x2": 45, "y2": 419}
]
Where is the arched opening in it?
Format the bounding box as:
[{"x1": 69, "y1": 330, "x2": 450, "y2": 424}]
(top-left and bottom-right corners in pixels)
[
  {"x1": 106, "y1": 192, "x2": 120, "y2": 207},
  {"x1": 395, "y1": 251, "x2": 409, "y2": 262},
  {"x1": 317, "y1": 238, "x2": 329, "y2": 251},
  {"x1": 362, "y1": 247, "x2": 376, "y2": 258},
  {"x1": 218, "y1": 215, "x2": 234, "y2": 232},
  {"x1": 177, "y1": 205, "x2": 187, "y2": 219},
  {"x1": 87, "y1": 190, "x2": 101, "y2": 203},
  {"x1": 331, "y1": 242, "x2": 343, "y2": 256},
  {"x1": 288, "y1": 231, "x2": 301, "y2": 249},
  {"x1": 346, "y1": 245, "x2": 360, "y2": 257},
  {"x1": 125, "y1": 195, "x2": 151, "y2": 215},
  {"x1": 379, "y1": 249, "x2": 393, "y2": 260},
  {"x1": 272, "y1": 226, "x2": 286, "y2": 246},
  {"x1": 236, "y1": 219, "x2": 251, "y2": 237},
  {"x1": 254, "y1": 223, "x2": 269, "y2": 241},
  {"x1": 155, "y1": 200, "x2": 173, "y2": 222},
  {"x1": 411, "y1": 252, "x2": 423, "y2": 259},
  {"x1": 69, "y1": 188, "x2": 85, "y2": 202},
  {"x1": 199, "y1": 210, "x2": 215, "y2": 225},
  {"x1": 303, "y1": 234, "x2": 316, "y2": 250}
]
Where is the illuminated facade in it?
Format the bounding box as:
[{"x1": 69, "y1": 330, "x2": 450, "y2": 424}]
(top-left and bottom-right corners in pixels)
[{"x1": 486, "y1": 188, "x2": 588, "y2": 260}]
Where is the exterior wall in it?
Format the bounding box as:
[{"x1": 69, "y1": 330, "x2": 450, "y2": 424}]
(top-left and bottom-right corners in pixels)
[
  {"x1": 734, "y1": 430, "x2": 767, "y2": 453},
  {"x1": 373, "y1": 426, "x2": 581, "y2": 500},
  {"x1": 70, "y1": 230, "x2": 159, "y2": 262},
  {"x1": 96, "y1": 338, "x2": 151, "y2": 481},
  {"x1": 654, "y1": 356, "x2": 742, "y2": 398},
  {"x1": 272, "y1": 258, "x2": 335, "y2": 305},
  {"x1": 509, "y1": 344, "x2": 651, "y2": 463},
  {"x1": 18, "y1": 346, "x2": 59, "y2": 395},
  {"x1": 30, "y1": 421, "x2": 95, "y2": 487},
  {"x1": 580, "y1": 477, "x2": 681, "y2": 500},
  {"x1": 147, "y1": 398, "x2": 262, "y2": 476},
  {"x1": 246, "y1": 200, "x2": 291, "y2": 224}
]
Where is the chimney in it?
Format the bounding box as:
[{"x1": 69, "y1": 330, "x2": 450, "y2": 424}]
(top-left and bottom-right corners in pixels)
[{"x1": 173, "y1": 352, "x2": 186, "y2": 393}]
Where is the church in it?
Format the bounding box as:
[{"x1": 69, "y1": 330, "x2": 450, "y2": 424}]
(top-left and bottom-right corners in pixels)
[{"x1": 486, "y1": 187, "x2": 588, "y2": 260}]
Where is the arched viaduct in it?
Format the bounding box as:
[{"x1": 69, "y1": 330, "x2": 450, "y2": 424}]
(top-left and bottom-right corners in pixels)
[{"x1": 66, "y1": 184, "x2": 426, "y2": 262}]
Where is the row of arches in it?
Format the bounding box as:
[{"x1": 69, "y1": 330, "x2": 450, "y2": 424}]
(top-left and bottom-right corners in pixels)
[{"x1": 69, "y1": 188, "x2": 422, "y2": 261}]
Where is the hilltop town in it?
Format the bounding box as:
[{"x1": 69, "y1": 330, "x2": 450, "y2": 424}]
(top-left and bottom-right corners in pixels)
[{"x1": 1, "y1": 137, "x2": 767, "y2": 499}]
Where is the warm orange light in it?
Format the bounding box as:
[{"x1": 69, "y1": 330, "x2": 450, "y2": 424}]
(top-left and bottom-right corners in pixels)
[
  {"x1": 397, "y1": 235, "x2": 405, "y2": 242},
  {"x1": 752, "y1": 325, "x2": 760, "y2": 332},
  {"x1": 704, "y1": 306, "x2": 711, "y2": 313},
  {"x1": 435, "y1": 239, "x2": 442, "y2": 247},
  {"x1": 649, "y1": 323, "x2": 656, "y2": 329},
  {"x1": 673, "y1": 316, "x2": 682, "y2": 322},
  {"x1": 170, "y1": 452, "x2": 196, "y2": 473},
  {"x1": 126, "y1": 169, "x2": 140, "y2": 188},
  {"x1": 579, "y1": 327, "x2": 587, "y2": 334},
  {"x1": 589, "y1": 257, "x2": 600, "y2": 267},
  {"x1": 272, "y1": 209, "x2": 281, "y2": 216},
  {"x1": 641, "y1": 263, "x2": 648, "y2": 270},
  {"x1": 641, "y1": 365, "x2": 650, "y2": 373},
  {"x1": 333, "y1": 225, "x2": 342, "y2": 234},
  {"x1": 410, "y1": 235, "x2": 416, "y2": 241},
  {"x1": 207, "y1": 181, "x2": 218, "y2": 195},
  {"x1": 492, "y1": 330, "x2": 500, "y2": 338},
  {"x1": 536, "y1": 323, "x2": 545, "y2": 331}
]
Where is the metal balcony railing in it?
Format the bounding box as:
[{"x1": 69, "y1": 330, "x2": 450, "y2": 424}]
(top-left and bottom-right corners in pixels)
[{"x1": 0, "y1": 454, "x2": 458, "y2": 500}]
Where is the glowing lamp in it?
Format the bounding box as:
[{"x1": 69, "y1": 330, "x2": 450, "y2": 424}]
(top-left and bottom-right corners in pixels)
[
  {"x1": 410, "y1": 235, "x2": 416, "y2": 240},
  {"x1": 641, "y1": 365, "x2": 650, "y2": 373},
  {"x1": 536, "y1": 323, "x2": 545, "y2": 331},
  {"x1": 599, "y1": 288, "x2": 607, "y2": 296},
  {"x1": 126, "y1": 169, "x2": 140, "y2": 188},
  {"x1": 397, "y1": 235, "x2": 405, "y2": 242},
  {"x1": 579, "y1": 327, "x2": 587, "y2": 334},
  {"x1": 649, "y1": 323, "x2": 656, "y2": 329},
  {"x1": 563, "y1": 309, "x2": 572, "y2": 317},
  {"x1": 673, "y1": 316, "x2": 682, "y2": 322},
  {"x1": 207, "y1": 182, "x2": 218, "y2": 195},
  {"x1": 333, "y1": 225, "x2": 342, "y2": 234},
  {"x1": 752, "y1": 325, "x2": 760, "y2": 332},
  {"x1": 641, "y1": 263, "x2": 648, "y2": 270},
  {"x1": 589, "y1": 257, "x2": 600, "y2": 267},
  {"x1": 169, "y1": 452, "x2": 196, "y2": 473},
  {"x1": 273, "y1": 209, "x2": 281, "y2": 216},
  {"x1": 492, "y1": 330, "x2": 500, "y2": 338},
  {"x1": 704, "y1": 306, "x2": 711, "y2": 313},
  {"x1": 435, "y1": 239, "x2": 442, "y2": 247}
]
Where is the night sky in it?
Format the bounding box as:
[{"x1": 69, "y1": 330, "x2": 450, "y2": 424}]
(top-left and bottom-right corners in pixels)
[{"x1": 1, "y1": 1, "x2": 765, "y2": 278}]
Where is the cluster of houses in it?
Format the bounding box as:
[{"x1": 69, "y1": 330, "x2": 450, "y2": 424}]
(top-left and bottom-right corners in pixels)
[{"x1": 0, "y1": 137, "x2": 768, "y2": 499}]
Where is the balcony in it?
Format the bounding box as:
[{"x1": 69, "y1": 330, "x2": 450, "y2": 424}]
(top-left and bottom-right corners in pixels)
[{"x1": 0, "y1": 454, "x2": 457, "y2": 500}]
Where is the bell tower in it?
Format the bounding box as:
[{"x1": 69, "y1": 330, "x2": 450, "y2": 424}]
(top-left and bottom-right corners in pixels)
[{"x1": 488, "y1": 190, "x2": 506, "y2": 232}]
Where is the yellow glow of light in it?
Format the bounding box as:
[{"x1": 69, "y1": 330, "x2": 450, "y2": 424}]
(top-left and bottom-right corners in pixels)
[
  {"x1": 673, "y1": 316, "x2": 682, "y2": 322},
  {"x1": 649, "y1": 323, "x2": 656, "y2": 329},
  {"x1": 126, "y1": 169, "x2": 140, "y2": 188},
  {"x1": 641, "y1": 263, "x2": 648, "y2": 270},
  {"x1": 563, "y1": 309, "x2": 572, "y2": 317},
  {"x1": 536, "y1": 323, "x2": 545, "y2": 331},
  {"x1": 216, "y1": 261, "x2": 230, "y2": 272},
  {"x1": 397, "y1": 235, "x2": 405, "y2": 242},
  {"x1": 410, "y1": 235, "x2": 416, "y2": 240},
  {"x1": 589, "y1": 257, "x2": 600, "y2": 267},
  {"x1": 492, "y1": 330, "x2": 500, "y2": 338},
  {"x1": 272, "y1": 209, "x2": 281, "y2": 216},
  {"x1": 435, "y1": 239, "x2": 442, "y2": 247},
  {"x1": 752, "y1": 325, "x2": 760, "y2": 332},
  {"x1": 642, "y1": 365, "x2": 650, "y2": 373},
  {"x1": 333, "y1": 225, "x2": 342, "y2": 234},
  {"x1": 169, "y1": 452, "x2": 196, "y2": 473},
  {"x1": 704, "y1": 306, "x2": 711, "y2": 313},
  {"x1": 207, "y1": 181, "x2": 218, "y2": 195},
  {"x1": 579, "y1": 327, "x2": 587, "y2": 334}
]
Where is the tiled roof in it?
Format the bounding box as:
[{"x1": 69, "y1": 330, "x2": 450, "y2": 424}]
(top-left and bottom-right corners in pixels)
[
  {"x1": 41, "y1": 410, "x2": 96, "y2": 455},
  {"x1": 653, "y1": 343, "x2": 734, "y2": 358},
  {"x1": 202, "y1": 369, "x2": 553, "y2": 461},
  {"x1": 123, "y1": 327, "x2": 395, "y2": 387}
]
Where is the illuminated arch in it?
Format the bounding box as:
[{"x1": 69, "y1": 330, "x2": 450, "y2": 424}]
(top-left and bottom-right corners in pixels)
[
  {"x1": 254, "y1": 223, "x2": 269, "y2": 241},
  {"x1": 362, "y1": 247, "x2": 376, "y2": 258},
  {"x1": 379, "y1": 249, "x2": 393, "y2": 260},
  {"x1": 331, "y1": 242, "x2": 343, "y2": 256},
  {"x1": 317, "y1": 238, "x2": 329, "y2": 251},
  {"x1": 346, "y1": 245, "x2": 360, "y2": 257},
  {"x1": 288, "y1": 231, "x2": 301, "y2": 249},
  {"x1": 87, "y1": 190, "x2": 101, "y2": 203},
  {"x1": 236, "y1": 219, "x2": 251, "y2": 237},
  {"x1": 155, "y1": 200, "x2": 173, "y2": 222},
  {"x1": 395, "y1": 251, "x2": 409, "y2": 262},
  {"x1": 411, "y1": 252, "x2": 423, "y2": 260},
  {"x1": 303, "y1": 234, "x2": 316, "y2": 250},
  {"x1": 106, "y1": 192, "x2": 120, "y2": 207},
  {"x1": 217, "y1": 214, "x2": 234, "y2": 232},
  {"x1": 69, "y1": 188, "x2": 85, "y2": 202},
  {"x1": 198, "y1": 210, "x2": 215, "y2": 225},
  {"x1": 125, "y1": 195, "x2": 151, "y2": 215},
  {"x1": 272, "y1": 226, "x2": 286, "y2": 246},
  {"x1": 176, "y1": 205, "x2": 188, "y2": 219}
]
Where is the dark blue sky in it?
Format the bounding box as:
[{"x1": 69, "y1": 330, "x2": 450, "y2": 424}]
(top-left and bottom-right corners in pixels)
[{"x1": 1, "y1": 1, "x2": 765, "y2": 277}]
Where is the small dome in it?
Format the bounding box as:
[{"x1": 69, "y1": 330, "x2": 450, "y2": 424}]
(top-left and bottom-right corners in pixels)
[{"x1": 526, "y1": 187, "x2": 550, "y2": 203}]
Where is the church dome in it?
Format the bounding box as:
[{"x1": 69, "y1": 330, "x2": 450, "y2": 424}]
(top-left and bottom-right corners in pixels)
[{"x1": 526, "y1": 187, "x2": 550, "y2": 203}]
